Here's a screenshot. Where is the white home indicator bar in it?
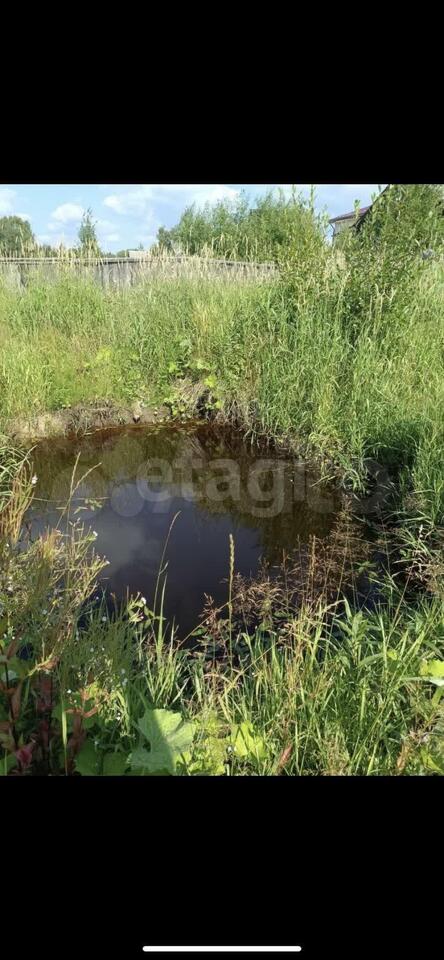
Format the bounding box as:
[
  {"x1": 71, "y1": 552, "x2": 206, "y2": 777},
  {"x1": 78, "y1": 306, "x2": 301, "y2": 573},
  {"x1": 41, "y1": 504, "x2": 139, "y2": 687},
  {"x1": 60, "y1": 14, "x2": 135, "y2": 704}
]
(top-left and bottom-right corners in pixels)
[{"x1": 143, "y1": 949, "x2": 302, "y2": 954}]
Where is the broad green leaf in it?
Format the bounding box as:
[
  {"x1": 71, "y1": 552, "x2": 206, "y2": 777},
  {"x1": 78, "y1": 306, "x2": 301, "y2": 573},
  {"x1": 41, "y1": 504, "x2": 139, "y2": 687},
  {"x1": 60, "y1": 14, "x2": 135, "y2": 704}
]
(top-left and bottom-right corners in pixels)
[
  {"x1": 0, "y1": 753, "x2": 18, "y2": 776},
  {"x1": 189, "y1": 736, "x2": 227, "y2": 776},
  {"x1": 103, "y1": 752, "x2": 128, "y2": 776},
  {"x1": 230, "y1": 722, "x2": 266, "y2": 760},
  {"x1": 420, "y1": 747, "x2": 444, "y2": 774},
  {"x1": 135, "y1": 708, "x2": 195, "y2": 775},
  {"x1": 74, "y1": 740, "x2": 102, "y2": 776},
  {"x1": 420, "y1": 659, "x2": 444, "y2": 679},
  {"x1": 127, "y1": 747, "x2": 170, "y2": 775}
]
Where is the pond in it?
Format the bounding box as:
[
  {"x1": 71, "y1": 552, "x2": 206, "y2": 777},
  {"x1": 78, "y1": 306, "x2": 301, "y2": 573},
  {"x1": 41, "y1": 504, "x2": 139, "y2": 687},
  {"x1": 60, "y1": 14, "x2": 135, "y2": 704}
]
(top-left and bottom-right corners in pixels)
[{"x1": 26, "y1": 423, "x2": 343, "y2": 636}]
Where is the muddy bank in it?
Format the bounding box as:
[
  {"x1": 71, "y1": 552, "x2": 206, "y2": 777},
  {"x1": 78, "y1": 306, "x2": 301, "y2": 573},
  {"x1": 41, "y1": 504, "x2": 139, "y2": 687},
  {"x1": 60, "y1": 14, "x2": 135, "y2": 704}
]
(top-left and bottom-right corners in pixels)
[
  {"x1": 4, "y1": 400, "x2": 175, "y2": 441},
  {"x1": 3, "y1": 377, "x2": 221, "y2": 441}
]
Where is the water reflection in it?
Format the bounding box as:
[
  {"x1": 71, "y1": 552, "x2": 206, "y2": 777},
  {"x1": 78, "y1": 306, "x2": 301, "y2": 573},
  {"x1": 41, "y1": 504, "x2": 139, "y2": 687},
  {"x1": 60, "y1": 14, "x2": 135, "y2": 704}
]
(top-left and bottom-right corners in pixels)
[{"x1": 27, "y1": 423, "x2": 341, "y2": 635}]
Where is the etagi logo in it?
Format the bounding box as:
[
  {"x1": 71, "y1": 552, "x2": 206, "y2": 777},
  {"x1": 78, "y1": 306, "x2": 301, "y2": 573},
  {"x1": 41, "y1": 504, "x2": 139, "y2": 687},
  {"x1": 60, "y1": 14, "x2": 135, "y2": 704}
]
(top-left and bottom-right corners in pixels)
[{"x1": 142, "y1": 949, "x2": 303, "y2": 955}]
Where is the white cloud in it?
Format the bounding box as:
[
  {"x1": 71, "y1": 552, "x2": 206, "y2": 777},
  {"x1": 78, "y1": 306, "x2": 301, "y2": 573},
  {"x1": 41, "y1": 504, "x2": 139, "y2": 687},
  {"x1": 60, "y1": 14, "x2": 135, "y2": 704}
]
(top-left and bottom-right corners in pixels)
[
  {"x1": 95, "y1": 219, "x2": 120, "y2": 248},
  {"x1": 104, "y1": 189, "x2": 152, "y2": 216},
  {"x1": 51, "y1": 203, "x2": 84, "y2": 223},
  {"x1": 96, "y1": 218, "x2": 116, "y2": 232},
  {"x1": 103, "y1": 184, "x2": 240, "y2": 218},
  {"x1": 0, "y1": 188, "x2": 16, "y2": 215}
]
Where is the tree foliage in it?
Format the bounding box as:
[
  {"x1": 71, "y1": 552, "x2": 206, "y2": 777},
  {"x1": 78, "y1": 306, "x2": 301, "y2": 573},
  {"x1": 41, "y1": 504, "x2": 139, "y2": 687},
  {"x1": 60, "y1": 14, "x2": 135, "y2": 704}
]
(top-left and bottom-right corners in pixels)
[
  {"x1": 0, "y1": 216, "x2": 35, "y2": 256},
  {"x1": 340, "y1": 183, "x2": 444, "y2": 336},
  {"x1": 154, "y1": 188, "x2": 328, "y2": 263},
  {"x1": 77, "y1": 208, "x2": 101, "y2": 257}
]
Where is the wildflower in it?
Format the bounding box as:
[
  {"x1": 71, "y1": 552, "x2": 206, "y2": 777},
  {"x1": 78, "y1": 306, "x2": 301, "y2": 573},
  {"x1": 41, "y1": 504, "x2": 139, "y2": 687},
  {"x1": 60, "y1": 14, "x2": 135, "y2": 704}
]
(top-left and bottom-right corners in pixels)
[
  {"x1": 67, "y1": 689, "x2": 72, "y2": 694},
  {"x1": 101, "y1": 646, "x2": 105, "y2": 652},
  {"x1": 92, "y1": 531, "x2": 98, "y2": 538},
  {"x1": 123, "y1": 678, "x2": 128, "y2": 686},
  {"x1": 102, "y1": 616, "x2": 107, "y2": 622},
  {"x1": 116, "y1": 713, "x2": 121, "y2": 721},
  {"x1": 141, "y1": 596, "x2": 146, "y2": 605},
  {"x1": 121, "y1": 668, "x2": 126, "y2": 675},
  {"x1": 90, "y1": 647, "x2": 94, "y2": 653},
  {"x1": 42, "y1": 609, "x2": 48, "y2": 615},
  {"x1": 31, "y1": 475, "x2": 38, "y2": 485}
]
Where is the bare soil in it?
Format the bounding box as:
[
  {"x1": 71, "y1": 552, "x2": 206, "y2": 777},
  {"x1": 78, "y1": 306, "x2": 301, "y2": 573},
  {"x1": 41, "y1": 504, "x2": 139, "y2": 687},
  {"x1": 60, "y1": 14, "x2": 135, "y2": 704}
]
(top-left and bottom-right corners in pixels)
[{"x1": 4, "y1": 400, "x2": 173, "y2": 441}]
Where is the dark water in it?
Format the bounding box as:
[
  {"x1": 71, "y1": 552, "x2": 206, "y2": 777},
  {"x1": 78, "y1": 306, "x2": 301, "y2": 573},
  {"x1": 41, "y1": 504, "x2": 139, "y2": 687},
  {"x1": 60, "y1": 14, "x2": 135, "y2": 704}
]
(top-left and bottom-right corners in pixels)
[{"x1": 26, "y1": 423, "x2": 342, "y2": 636}]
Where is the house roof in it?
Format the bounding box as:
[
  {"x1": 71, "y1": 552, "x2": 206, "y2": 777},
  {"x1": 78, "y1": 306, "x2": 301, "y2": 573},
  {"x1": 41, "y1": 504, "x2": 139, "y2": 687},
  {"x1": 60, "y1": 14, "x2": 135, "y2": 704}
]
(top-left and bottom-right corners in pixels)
[
  {"x1": 328, "y1": 206, "x2": 371, "y2": 225},
  {"x1": 329, "y1": 186, "x2": 391, "y2": 229}
]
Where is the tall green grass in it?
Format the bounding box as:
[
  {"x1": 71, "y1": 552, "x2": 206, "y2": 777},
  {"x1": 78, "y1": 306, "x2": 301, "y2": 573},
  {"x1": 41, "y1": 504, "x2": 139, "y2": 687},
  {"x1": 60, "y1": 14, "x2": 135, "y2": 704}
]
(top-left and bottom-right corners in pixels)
[
  {"x1": 1, "y1": 252, "x2": 443, "y2": 525},
  {"x1": 2, "y1": 187, "x2": 444, "y2": 775},
  {"x1": 1, "y1": 444, "x2": 443, "y2": 776}
]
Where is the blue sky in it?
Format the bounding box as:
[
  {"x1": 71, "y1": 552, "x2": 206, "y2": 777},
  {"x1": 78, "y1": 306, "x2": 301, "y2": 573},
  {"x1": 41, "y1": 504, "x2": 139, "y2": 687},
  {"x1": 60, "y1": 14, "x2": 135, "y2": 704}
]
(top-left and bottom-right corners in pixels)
[{"x1": 0, "y1": 184, "x2": 387, "y2": 253}]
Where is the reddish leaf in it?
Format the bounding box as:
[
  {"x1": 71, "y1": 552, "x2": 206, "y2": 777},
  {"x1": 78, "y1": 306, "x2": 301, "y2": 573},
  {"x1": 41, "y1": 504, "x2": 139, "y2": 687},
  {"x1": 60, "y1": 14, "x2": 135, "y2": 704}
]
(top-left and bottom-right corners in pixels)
[
  {"x1": 35, "y1": 675, "x2": 54, "y2": 713},
  {"x1": 15, "y1": 742, "x2": 35, "y2": 769},
  {"x1": 67, "y1": 712, "x2": 85, "y2": 767},
  {"x1": 275, "y1": 744, "x2": 293, "y2": 775},
  {"x1": 10, "y1": 681, "x2": 23, "y2": 722},
  {"x1": 38, "y1": 719, "x2": 50, "y2": 750},
  {"x1": 6, "y1": 637, "x2": 19, "y2": 659}
]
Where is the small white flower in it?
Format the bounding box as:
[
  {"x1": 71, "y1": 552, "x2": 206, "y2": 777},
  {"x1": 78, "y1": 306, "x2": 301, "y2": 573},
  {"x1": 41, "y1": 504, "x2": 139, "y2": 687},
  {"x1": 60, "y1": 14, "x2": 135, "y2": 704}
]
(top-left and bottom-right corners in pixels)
[
  {"x1": 140, "y1": 596, "x2": 146, "y2": 605},
  {"x1": 92, "y1": 531, "x2": 98, "y2": 538},
  {"x1": 123, "y1": 678, "x2": 128, "y2": 686},
  {"x1": 121, "y1": 668, "x2": 126, "y2": 675},
  {"x1": 101, "y1": 616, "x2": 107, "y2": 622},
  {"x1": 101, "y1": 646, "x2": 105, "y2": 652},
  {"x1": 90, "y1": 647, "x2": 94, "y2": 653},
  {"x1": 116, "y1": 713, "x2": 121, "y2": 721},
  {"x1": 67, "y1": 689, "x2": 72, "y2": 694},
  {"x1": 31, "y1": 475, "x2": 38, "y2": 485},
  {"x1": 42, "y1": 609, "x2": 48, "y2": 615}
]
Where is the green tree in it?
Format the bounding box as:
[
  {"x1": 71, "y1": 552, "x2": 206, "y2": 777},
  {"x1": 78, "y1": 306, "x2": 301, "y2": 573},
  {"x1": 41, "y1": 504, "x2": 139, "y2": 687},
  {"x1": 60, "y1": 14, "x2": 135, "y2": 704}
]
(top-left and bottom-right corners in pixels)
[
  {"x1": 78, "y1": 208, "x2": 101, "y2": 257},
  {"x1": 341, "y1": 183, "x2": 444, "y2": 338},
  {"x1": 0, "y1": 216, "x2": 35, "y2": 256},
  {"x1": 154, "y1": 188, "x2": 326, "y2": 263}
]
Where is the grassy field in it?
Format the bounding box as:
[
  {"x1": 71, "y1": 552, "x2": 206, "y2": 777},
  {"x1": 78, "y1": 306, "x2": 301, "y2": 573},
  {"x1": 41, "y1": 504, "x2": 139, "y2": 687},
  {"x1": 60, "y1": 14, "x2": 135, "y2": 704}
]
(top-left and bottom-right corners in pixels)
[
  {"x1": 1, "y1": 200, "x2": 444, "y2": 775},
  {"x1": 1, "y1": 255, "x2": 443, "y2": 524}
]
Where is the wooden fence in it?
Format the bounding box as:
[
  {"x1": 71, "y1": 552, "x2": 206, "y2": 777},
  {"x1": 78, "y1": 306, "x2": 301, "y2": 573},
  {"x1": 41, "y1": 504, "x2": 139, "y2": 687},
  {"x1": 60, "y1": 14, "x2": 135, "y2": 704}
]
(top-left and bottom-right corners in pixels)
[{"x1": 0, "y1": 255, "x2": 278, "y2": 289}]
